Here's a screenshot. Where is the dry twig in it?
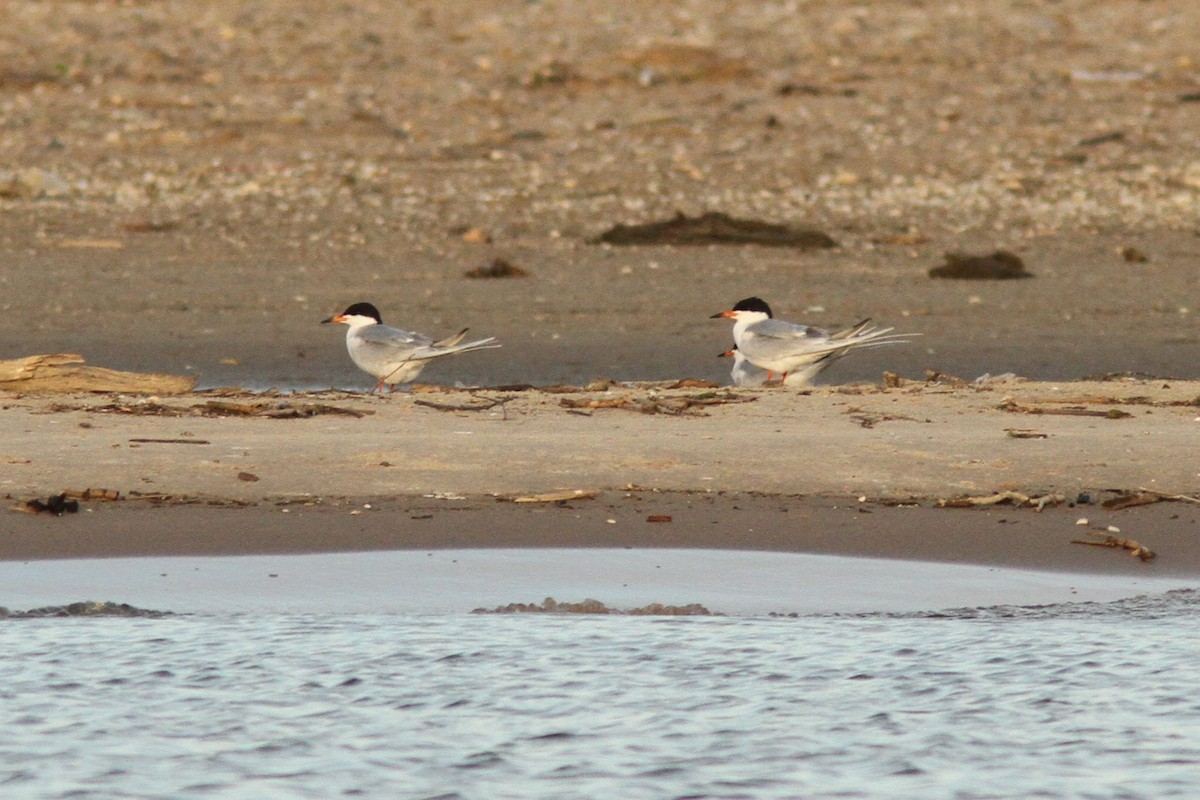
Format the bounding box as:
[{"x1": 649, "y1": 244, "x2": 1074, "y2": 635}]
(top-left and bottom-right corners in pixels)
[
  {"x1": 1071, "y1": 533, "x2": 1156, "y2": 561},
  {"x1": 414, "y1": 395, "x2": 513, "y2": 416},
  {"x1": 938, "y1": 491, "x2": 1064, "y2": 511},
  {"x1": 559, "y1": 391, "x2": 754, "y2": 416}
]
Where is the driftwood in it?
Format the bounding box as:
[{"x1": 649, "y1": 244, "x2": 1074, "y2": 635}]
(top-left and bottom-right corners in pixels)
[
  {"x1": 1100, "y1": 488, "x2": 1200, "y2": 510},
  {"x1": 62, "y1": 488, "x2": 121, "y2": 501},
  {"x1": 938, "y1": 490, "x2": 1065, "y2": 510},
  {"x1": 414, "y1": 395, "x2": 512, "y2": 414},
  {"x1": 198, "y1": 400, "x2": 369, "y2": 419},
  {"x1": 1136, "y1": 488, "x2": 1200, "y2": 505},
  {"x1": 1071, "y1": 533, "x2": 1156, "y2": 561},
  {"x1": 509, "y1": 489, "x2": 597, "y2": 504},
  {"x1": 0, "y1": 354, "x2": 195, "y2": 395},
  {"x1": 46, "y1": 398, "x2": 370, "y2": 419},
  {"x1": 559, "y1": 391, "x2": 754, "y2": 416},
  {"x1": 998, "y1": 400, "x2": 1133, "y2": 419}
]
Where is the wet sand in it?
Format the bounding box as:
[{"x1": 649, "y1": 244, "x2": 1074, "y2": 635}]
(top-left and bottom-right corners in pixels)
[{"x1": 2, "y1": 549, "x2": 1188, "y2": 616}]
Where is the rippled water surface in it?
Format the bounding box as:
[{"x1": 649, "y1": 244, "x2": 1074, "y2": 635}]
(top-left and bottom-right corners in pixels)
[{"x1": 3, "y1": 591, "x2": 1200, "y2": 799}]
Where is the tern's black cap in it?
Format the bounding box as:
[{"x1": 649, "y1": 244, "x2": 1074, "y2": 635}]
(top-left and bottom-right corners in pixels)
[
  {"x1": 731, "y1": 297, "x2": 773, "y2": 317},
  {"x1": 341, "y1": 302, "x2": 383, "y2": 322}
]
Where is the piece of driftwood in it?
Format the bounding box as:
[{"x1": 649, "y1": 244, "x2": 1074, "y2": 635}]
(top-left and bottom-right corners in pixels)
[
  {"x1": 509, "y1": 489, "x2": 597, "y2": 504},
  {"x1": 1136, "y1": 487, "x2": 1200, "y2": 505},
  {"x1": 998, "y1": 400, "x2": 1133, "y2": 419},
  {"x1": 414, "y1": 395, "x2": 512, "y2": 413},
  {"x1": 1101, "y1": 492, "x2": 1162, "y2": 510},
  {"x1": 938, "y1": 490, "x2": 1064, "y2": 510},
  {"x1": 0, "y1": 354, "x2": 195, "y2": 395},
  {"x1": 199, "y1": 400, "x2": 369, "y2": 418},
  {"x1": 559, "y1": 391, "x2": 754, "y2": 416},
  {"x1": 46, "y1": 398, "x2": 371, "y2": 419},
  {"x1": 1071, "y1": 533, "x2": 1156, "y2": 561},
  {"x1": 62, "y1": 488, "x2": 122, "y2": 501},
  {"x1": 1005, "y1": 428, "x2": 1049, "y2": 439}
]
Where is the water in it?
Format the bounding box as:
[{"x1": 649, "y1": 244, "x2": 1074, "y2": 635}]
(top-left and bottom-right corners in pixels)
[{"x1": 3, "y1": 590, "x2": 1199, "y2": 799}]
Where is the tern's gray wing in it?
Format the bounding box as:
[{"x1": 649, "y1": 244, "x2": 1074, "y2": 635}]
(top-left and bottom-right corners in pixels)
[
  {"x1": 360, "y1": 324, "x2": 499, "y2": 363},
  {"x1": 746, "y1": 318, "x2": 829, "y2": 342},
  {"x1": 740, "y1": 319, "x2": 836, "y2": 359},
  {"x1": 355, "y1": 323, "x2": 434, "y2": 353},
  {"x1": 357, "y1": 324, "x2": 433, "y2": 348}
]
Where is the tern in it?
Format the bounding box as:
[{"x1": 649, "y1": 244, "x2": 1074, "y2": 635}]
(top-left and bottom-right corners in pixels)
[
  {"x1": 322, "y1": 302, "x2": 500, "y2": 392},
  {"x1": 711, "y1": 297, "x2": 914, "y2": 385},
  {"x1": 717, "y1": 347, "x2": 769, "y2": 387}
]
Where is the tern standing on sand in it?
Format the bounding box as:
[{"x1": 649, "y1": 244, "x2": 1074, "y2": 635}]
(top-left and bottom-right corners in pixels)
[
  {"x1": 322, "y1": 302, "x2": 500, "y2": 392},
  {"x1": 711, "y1": 297, "x2": 914, "y2": 386}
]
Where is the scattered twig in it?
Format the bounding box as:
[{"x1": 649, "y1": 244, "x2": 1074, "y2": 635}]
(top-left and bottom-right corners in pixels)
[
  {"x1": 50, "y1": 399, "x2": 373, "y2": 419},
  {"x1": 1136, "y1": 487, "x2": 1200, "y2": 505},
  {"x1": 123, "y1": 491, "x2": 255, "y2": 507},
  {"x1": 1101, "y1": 492, "x2": 1162, "y2": 510},
  {"x1": 938, "y1": 491, "x2": 1065, "y2": 510},
  {"x1": 62, "y1": 488, "x2": 121, "y2": 501},
  {"x1": 559, "y1": 391, "x2": 754, "y2": 416},
  {"x1": 660, "y1": 378, "x2": 723, "y2": 390},
  {"x1": 1005, "y1": 428, "x2": 1048, "y2": 439},
  {"x1": 129, "y1": 438, "x2": 210, "y2": 445},
  {"x1": 1098, "y1": 488, "x2": 1200, "y2": 510},
  {"x1": 923, "y1": 370, "x2": 969, "y2": 387},
  {"x1": 508, "y1": 489, "x2": 597, "y2": 504},
  {"x1": 999, "y1": 400, "x2": 1132, "y2": 419},
  {"x1": 414, "y1": 394, "x2": 514, "y2": 418},
  {"x1": 1071, "y1": 533, "x2": 1156, "y2": 561},
  {"x1": 846, "y1": 407, "x2": 923, "y2": 428},
  {"x1": 199, "y1": 400, "x2": 369, "y2": 418}
]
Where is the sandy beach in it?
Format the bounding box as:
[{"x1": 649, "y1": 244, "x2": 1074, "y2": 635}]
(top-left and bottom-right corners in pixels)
[
  {"x1": 3, "y1": 379, "x2": 1199, "y2": 578},
  {"x1": 2, "y1": 2, "x2": 1199, "y2": 583}
]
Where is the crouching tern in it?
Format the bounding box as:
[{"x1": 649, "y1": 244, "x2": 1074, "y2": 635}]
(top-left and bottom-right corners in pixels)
[
  {"x1": 717, "y1": 347, "x2": 768, "y2": 387},
  {"x1": 322, "y1": 301, "x2": 500, "y2": 392},
  {"x1": 711, "y1": 297, "x2": 915, "y2": 385}
]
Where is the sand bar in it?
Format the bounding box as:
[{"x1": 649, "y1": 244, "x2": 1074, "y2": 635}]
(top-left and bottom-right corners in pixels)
[{"x1": 3, "y1": 379, "x2": 1199, "y2": 575}]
